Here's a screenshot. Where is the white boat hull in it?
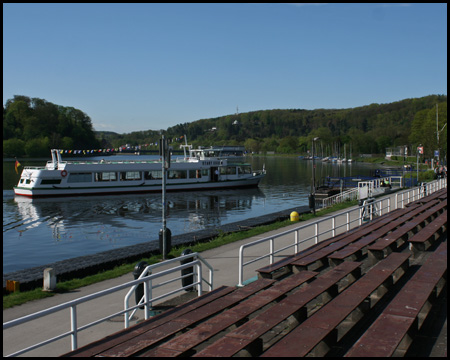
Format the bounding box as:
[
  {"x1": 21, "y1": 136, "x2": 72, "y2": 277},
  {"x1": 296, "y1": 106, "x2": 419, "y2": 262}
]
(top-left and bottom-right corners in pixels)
[
  {"x1": 14, "y1": 148, "x2": 266, "y2": 198},
  {"x1": 14, "y1": 176, "x2": 264, "y2": 197}
]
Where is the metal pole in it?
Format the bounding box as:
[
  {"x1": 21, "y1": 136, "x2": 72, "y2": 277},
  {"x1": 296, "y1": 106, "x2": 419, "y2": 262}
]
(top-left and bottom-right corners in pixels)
[
  {"x1": 312, "y1": 137, "x2": 319, "y2": 215},
  {"x1": 312, "y1": 139, "x2": 316, "y2": 215},
  {"x1": 436, "y1": 103, "x2": 439, "y2": 165},
  {"x1": 161, "y1": 135, "x2": 167, "y2": 259},
  {"x1": 416, "y1": 150, "x2": 419, "y2": 184}
]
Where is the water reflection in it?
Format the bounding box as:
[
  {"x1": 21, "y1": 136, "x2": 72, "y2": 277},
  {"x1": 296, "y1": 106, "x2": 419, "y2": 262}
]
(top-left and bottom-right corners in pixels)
[
  {"x1": 12, "y1": 188, "x2": 265, "y2": 240},
  {"x1": 4, "y1": 156, "x2": 378, "y2": 273}
]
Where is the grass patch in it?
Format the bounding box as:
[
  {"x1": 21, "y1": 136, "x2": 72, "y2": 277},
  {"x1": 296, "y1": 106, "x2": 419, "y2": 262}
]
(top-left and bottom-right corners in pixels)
[{"x1": 3, "y1": 200, "x2": 358, "y2": 309}]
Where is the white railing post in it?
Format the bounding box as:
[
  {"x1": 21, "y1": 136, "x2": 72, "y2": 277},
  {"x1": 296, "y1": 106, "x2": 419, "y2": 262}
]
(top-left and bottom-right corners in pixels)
[
  {"x1": 144, "y1": 280, "x2": 150, "y2": 320},
  {"x1": 332, "y1": 216, "x2": 336, "y2": 237},
  {"x1": 315, "y1": 223, "x2": 319, "y2": 244},
  {"x1": 70, "y1": 305, "x2": 77, "y2": 351},
  {"x1": 197, "y1": 263, "x2": 203, "y2": 297},
  {"x1": 238, "y1": 246, "x2": 244, "y2": 287},
  {"x1": 269, "y1": 238, "x2": 274, "y2": 264}
]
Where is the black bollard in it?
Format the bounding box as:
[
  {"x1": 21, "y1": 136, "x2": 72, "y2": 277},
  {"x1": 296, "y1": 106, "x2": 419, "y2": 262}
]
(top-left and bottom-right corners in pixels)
[
  {"x1": 133, "y1": 261, "x2": 148, "y2": 309},
  {"x1": 159, "y1": 228, "x2": 172, "y2": 258},
  {"x1": 180, "y1": 249, "x2": 195, "y2": 292}
]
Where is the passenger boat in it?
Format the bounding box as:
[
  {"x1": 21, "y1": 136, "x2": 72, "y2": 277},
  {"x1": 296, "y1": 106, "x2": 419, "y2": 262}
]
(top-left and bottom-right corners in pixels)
[{"x1": 14, "y1": 144, "x2": 266, "y2": 198}]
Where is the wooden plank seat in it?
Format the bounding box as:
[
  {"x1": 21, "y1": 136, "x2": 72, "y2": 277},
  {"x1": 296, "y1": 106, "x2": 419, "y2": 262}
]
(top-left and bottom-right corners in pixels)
[
  {"x1": 329, "y1": 200, "x2": 447, "y2": 266},
  {"x1": 260, "y1": 205, "x2": 422, "y2": 277},
  {"x1": 260, "y1": 252, "x2": 411, "y2": 357},
  {"x1": 291, "y1": 200, "x2": 439, "y2": 272},
  {"x1": 62, "y1": 280, "x2": 275, "y2": 357},
  {"x1": 194, "y1": 261, "x2": 362, "y2": 357},
  {"x1": 141, "y1": 270, "x2": 318, "y2": 357},
  {"x1": 413, "y1": 188, "x2": 447, "y2": 204},
  {"x1": 256, "y1": 207, "x2": 415, "y2": 279},
  {"x1": 404, "y1": 188, "x2": 447, "y2": 207},
  {"x1": 408, "y1": 210, "x2": 447, "y2": 254},
  {"x1": 62, "y1": 285, "x2": 236, "y2": 357},
  {"x1": 345, "y1": 241, "x2": 447, "y2": 357},
  {"x1": 367, "y1": 199, "x2": 447, "y2": 262}
]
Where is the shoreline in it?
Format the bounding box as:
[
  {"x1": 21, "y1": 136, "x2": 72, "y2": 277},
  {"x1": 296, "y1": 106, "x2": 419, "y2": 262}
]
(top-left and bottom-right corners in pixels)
[{"x1": 3, "y1": 205, "x2": 310, "y2": 293}]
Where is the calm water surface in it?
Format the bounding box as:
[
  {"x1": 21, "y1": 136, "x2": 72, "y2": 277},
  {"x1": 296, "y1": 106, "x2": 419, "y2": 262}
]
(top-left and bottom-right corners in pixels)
[{"x1": 3, "y1": 156, "x2": 377, "y2": 273}]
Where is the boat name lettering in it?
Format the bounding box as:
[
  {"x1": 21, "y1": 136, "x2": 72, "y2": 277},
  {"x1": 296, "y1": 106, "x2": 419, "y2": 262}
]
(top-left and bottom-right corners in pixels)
[{"x1": 202, "y1": 161, "x2": 221, "y2": 166}]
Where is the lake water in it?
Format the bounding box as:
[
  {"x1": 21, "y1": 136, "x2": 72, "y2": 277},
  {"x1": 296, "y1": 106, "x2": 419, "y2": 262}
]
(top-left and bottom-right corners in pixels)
[{"x1": 3, "y1": 156, "x2": 378, "y2": 273}]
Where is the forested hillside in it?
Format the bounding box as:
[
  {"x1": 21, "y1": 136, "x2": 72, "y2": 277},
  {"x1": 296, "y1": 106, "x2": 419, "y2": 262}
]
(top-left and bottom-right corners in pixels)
[
  {"x1": 3, "y1": 94, "x2": 447, "y2": 159},
  {"x1": 166, "y1": 95, "x2": 447, "y2": 158},
  {"x1": 3, "y1": 95, "x2": 100, "y2": 157}
]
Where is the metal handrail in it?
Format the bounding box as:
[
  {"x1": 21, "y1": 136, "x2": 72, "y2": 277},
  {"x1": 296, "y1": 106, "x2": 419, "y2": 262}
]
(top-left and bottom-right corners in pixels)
[
  {"x1": 321, "y1": 188, "x2": 359, "y2": 208},
  {"x1": 238, "y1": 177, "x2": 446, "y2": 286},
  {"x1": 3, "y1": 253, "x2": 213, "y2": 357},
  {"x1": 321, "y1": 176, "x2": 404, "y2": 209},
  {"x1": 123, "y1": 252, "x2": 213, "y2": 328}
]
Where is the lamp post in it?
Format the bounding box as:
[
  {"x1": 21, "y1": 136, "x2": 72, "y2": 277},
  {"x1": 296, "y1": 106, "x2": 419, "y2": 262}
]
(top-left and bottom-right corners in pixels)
[
  {"x1": 416, "y1": 144, "x2": 423, "y2": 184},
  {"x1": 310, "y1": 137, "x2": 319, "y2": 215}
]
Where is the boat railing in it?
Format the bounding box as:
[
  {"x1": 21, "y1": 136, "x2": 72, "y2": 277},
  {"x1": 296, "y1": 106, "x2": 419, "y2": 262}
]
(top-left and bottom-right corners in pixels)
[
  {"x1": 237, "y1": 177, "x2": 447, "y2": 287},
  {"x1": 22, "y1": 166, "x2": 46, "y2": 170},
  {"x1": 3, "y1": 252, "x2": 213, "y2": 357}
]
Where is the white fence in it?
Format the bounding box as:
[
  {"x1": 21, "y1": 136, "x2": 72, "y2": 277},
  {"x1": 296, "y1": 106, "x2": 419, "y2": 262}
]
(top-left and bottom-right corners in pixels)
[
  {"x1": 321, "y1": 176, "x2": 403, "y2": 208},
  {"x1": 3, "y1": 252, "x2": 213, "y2": 357},
  {"x1": 238, "y1": 177, "x2": 446, "y2": 286}
]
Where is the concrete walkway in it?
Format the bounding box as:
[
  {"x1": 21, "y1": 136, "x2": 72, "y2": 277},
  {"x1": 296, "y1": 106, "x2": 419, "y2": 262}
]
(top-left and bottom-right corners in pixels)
[{"x1": 3, "y1": 188, "x2": 446, "y2": 357}]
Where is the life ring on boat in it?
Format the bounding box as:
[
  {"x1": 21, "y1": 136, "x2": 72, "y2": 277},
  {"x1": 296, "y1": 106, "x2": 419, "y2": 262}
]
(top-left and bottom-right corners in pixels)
[{"x1": 61, "y1": 170, "x2": 68, "y2": 177}]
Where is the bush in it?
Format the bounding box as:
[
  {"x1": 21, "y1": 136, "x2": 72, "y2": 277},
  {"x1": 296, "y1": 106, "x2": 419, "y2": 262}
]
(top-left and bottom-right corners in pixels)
[
  {"x1": 24, "y1": 137, "x2": 50, "y2": 157},
  {"x1": 3, "y1": 138, "x2": 26, "y2": 157}
]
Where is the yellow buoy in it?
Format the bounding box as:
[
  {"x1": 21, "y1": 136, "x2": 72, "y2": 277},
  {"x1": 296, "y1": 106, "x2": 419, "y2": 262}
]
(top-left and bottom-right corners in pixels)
[{"x1": 290, "y1": 211, "x2": 299, "y2": 221}]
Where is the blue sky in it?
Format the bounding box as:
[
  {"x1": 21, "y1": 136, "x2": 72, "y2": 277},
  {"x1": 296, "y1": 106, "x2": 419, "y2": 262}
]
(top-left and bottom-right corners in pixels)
[{"x1": 3, "y1": 3, "x2": 447, "y2": 134}]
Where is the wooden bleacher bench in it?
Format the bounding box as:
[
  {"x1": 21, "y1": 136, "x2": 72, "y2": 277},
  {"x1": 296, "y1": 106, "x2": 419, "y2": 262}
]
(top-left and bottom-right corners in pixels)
[
  {"x1": 260, "y1": 252, "x2": 411, "y2": 357},
  {"x1": 292, "y1": 201, "x2": 438, "y2": 272},
  {"x1": 404, "y1": 188, "x2": 446, "y2": 207},
  {"x1": 61, "y1": 285, "x2": 235, "y2": 357},
  {"x1": 62, "y1": 280, "x2": 275, "y2": 357},
  {"x1": 330, "y1": 200, "x2": 447, "y2": 266},
  {"x1": 368, "y1": 200, "x2": 447, "y2": 262},
  {"x1": 267, "y1": 207, "x2": 419, "y2": 275},
  {"x1": 413, "y1": 188, "x2": 447, "y2": 204},
  {"x1": 409, "y1": 210, "x2": 447, "y2": 254},
  {"x1": 345, "y1": 241, "x2": 447, "y2": 357},
  {"x1": 139, "y1": 270, "x2": 318, "y2": 357},
  {"x1": 194, "y1": 261, "x2": 362, "y2": 357},
  {"x1": 256, "y1": 208, "x2": 408, "y2": 279}
]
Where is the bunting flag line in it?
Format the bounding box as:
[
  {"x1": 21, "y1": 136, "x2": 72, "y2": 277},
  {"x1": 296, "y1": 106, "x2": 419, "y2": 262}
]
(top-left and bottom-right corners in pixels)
[{"x1": 55, "y1": 136, "x2": 189, "y2": 155}]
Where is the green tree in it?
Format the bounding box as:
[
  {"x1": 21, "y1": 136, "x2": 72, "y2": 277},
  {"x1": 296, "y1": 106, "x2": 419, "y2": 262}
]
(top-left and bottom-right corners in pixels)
[
  {"x1": 3, "y1": 138, "x2": 26, "y2": 157},
  {"x1": 24, "y1": 137, "x2": 50, "y2": 157}
]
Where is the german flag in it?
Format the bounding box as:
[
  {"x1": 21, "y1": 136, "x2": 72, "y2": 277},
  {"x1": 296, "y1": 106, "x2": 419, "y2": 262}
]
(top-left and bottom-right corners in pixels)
[{"x1": 15, "y1": 159, "x2": 21, "y2": 174}]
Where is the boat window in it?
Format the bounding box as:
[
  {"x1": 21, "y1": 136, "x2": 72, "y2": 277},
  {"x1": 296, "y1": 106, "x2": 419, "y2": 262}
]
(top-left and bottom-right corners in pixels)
[
  {"x1": 189, "y1": 170, "x2": 202, "y2": 179},
  {"x1": 169, "y1": 170, "x2": 187, "y2": 179},
  {"x1": 120, "y1": 171, "x2": 142, "y2": 181},
  {"x1": 220, "y1": 166, "x2": 236, "y2": 175},
  {"x1": 238, "y1": 166, "x2": 251, "y2": 174},
  {"x1": 144, "y1": 170, "x2": 162, "y2": 180},
  {"x1": 95, "y1": 172, "x2": 117, "y2": 181},
  {"x1": 40, "y1": 179, "x2": 62, "y2": 185},
  {"x1": 201, "y1": 169, "x2": 209, "y2": 177},
  {"x1": 68, "y1": 173, "x2": 92, "y2": 183}
]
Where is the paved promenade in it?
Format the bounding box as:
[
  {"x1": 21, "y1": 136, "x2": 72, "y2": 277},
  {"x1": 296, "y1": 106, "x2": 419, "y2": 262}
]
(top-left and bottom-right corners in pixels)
[{"x1": 3, "y1": 189, "x2": 447, "y2": 357}]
